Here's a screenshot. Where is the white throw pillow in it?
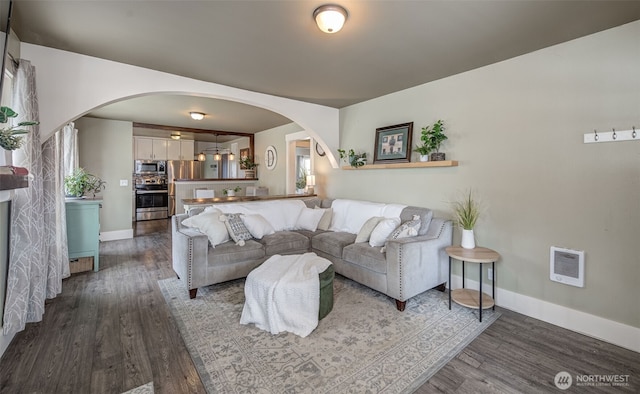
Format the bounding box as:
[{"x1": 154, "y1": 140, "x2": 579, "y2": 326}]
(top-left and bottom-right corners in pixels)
[
  {"x1": 369, "y1": 217, "x2": 401, "y2": 247},
  {"x1": 355, "y1": 216, "x2": 384, "y2": 243},
  {"x1": 295, "y1": 207, "x2": 325, "y2": 231},
  {"x1": 241, "y1": 214, "x2": 275, "y2": 239},
  {"x1": 181, "y1": 208, "x2": 230, "y2": 247},
  {"x1": 314, "y1": 206, "x2": 333, "y2": 231}
]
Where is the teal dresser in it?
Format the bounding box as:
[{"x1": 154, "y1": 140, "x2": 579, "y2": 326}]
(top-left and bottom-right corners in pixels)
[{"x1": 65, "y1": 199, "x2": 102, "y2": 272}]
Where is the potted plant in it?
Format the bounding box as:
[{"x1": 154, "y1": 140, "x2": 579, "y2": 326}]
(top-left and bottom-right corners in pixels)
[
  {"x1": 421, "y1": 120, "x2": 447, "y2": 161},
  {"x1": 223, "y1": 186, "x2": 241, "y2": 197},
  {"x1": 452, "y1": 190, "x2": 480, "y2": 249},
  {"x1": 0, "y1": 106, "x2": 39, "y2": 165},
  {"x1": 296, "y1": 169, "x2": 307, "y2": 194},
  {"x1": 337, "y1": 148, "x2": 367, "y2": 168},
  {"x1": 239, "y1": 156, "x2": 258, "y2": 178},
  {"x1": 64, "y1": 168, "x2": 106, "y2": 198},
  {"x1": 414, "y1": 129, "x2": 433, "y2": 162}
]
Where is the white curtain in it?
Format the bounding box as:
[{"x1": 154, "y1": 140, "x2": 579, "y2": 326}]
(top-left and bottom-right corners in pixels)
[
  {"x1": 62, "y1": 123, "x2": 78, "y2": 176},
  {"x1": 3, "y1": 60, "x2": 69, "y2": 336}
]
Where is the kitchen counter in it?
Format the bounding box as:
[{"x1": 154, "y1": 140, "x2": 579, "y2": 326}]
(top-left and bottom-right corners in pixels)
[
  {"x1": 173, "y1": 178, "x2": 258, "y2": 182},
  {"x1": 182, "y1": 194, "x2": 317, "y2": 212}
]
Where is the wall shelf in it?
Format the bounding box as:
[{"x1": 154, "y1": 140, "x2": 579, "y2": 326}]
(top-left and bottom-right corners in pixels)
[{"x1": 341, "y1": 160, "x2": 458, "y2": 170}]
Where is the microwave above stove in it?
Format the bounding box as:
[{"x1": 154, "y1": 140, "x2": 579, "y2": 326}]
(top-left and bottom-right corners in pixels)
[{"x1": 134, "y1": 160, "x2": 166, "y2": 175}]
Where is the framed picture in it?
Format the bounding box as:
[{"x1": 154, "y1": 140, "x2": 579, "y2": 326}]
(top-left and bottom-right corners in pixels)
[
  {"x1": 373, "y1": 122, "x2": 413, "y2": 164},
  {"x1": 239, "y1": 148, "x2": 250, "y2": 169}
]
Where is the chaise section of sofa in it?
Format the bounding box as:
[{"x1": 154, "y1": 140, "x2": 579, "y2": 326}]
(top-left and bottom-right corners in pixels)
[{"x1": 171, "y1": 198, "x2": 452, "y2": 310}]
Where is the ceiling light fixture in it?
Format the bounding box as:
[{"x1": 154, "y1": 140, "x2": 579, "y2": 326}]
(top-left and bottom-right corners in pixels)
[
  {"x1": 213, "y1": 134, "x2": 221, "y2": 161},
  {"x1": 313, "y1": 4, "x2": 348, "y2": 34},
  {"x1": 170, "y1": 133, "x2": 181, "y2": 140},
  {"x1": 228, "y1": 151, "x2": 235, "y2": 161},
  {"x1": 197, "y1": 152, "x2": 206, "y2": 161},
  {"x1": 189, "y1": 111, "x2": 205, "y2": 120}
]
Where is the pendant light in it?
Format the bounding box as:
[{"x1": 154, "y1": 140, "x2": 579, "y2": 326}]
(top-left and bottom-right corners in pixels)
[{"x1": 213, "y1": 134, "x2": 221, "y2": 161}]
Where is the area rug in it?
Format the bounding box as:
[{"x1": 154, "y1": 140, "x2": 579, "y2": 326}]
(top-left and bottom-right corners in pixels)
[
  {"x1": 159, "y1": 275, "x2": 500, "y2": 393},
  {"x1": 121, "y1": 382, "x2": 154, "y2": 394}
]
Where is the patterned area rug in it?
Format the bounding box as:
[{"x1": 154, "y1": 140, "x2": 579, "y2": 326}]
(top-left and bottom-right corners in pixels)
[
  {"x1": 121, "y1": 381, "x2": 154, "y2": 394},
  {"x1": 159, "y1": 275, "x2": 500, "y2": 393}
]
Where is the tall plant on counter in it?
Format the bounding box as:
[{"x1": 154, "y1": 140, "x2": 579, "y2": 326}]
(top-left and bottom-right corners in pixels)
[{"x1": 0, "y1": 106, "x2": 39, "y2": 150}]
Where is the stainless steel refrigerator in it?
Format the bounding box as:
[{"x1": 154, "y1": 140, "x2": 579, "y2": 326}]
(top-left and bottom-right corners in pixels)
[{"x1": 167, "y1": 160, "x2": 203, "y2": 216}]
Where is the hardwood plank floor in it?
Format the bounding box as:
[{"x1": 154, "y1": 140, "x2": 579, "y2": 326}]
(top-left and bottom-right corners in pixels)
[{"x1": 0, "y1": 219, "x2": 638, "y2": 393}]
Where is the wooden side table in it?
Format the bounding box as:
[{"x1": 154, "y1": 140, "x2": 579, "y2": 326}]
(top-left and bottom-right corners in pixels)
[{"x1": 446, "y1": 246, "x2": 500, "y2": 322}]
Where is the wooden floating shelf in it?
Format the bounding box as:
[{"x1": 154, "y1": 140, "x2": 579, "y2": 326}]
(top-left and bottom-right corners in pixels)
[{"x1": 341, "y1": 160, "x2": 458, "y2": 170}]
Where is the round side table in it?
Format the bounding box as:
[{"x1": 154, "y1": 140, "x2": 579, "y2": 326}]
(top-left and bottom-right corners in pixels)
[{"x1": 446, "y1": 246, "x2": 500, "y2": 322}]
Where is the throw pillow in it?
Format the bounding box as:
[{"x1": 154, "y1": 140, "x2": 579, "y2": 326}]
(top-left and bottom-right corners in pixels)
[
  {"x1": 368, "y1": 217, "x2": 401, "y2": 247},
  {"x1": 355, "y1": 216, "x2": 384, "y2": 243},
  {"x1": 389, "y1": 214, "x2": 421, "y2": 240},
  {"x1": 220, "y1": 213, "x2": 253, "y2": 246},
  {"x1": 181, "y1": 208, "x2": 230, "y2": 247},
  {"x1": 241, "y1": 214, "x2": 275, "y2": 239},
  {"x1": 380, "y1": 215, "x2": 421, "y2": 253},
  {"x1": 295, "y1": 207, "x2": 325, "y2": 231},
  {"x1": 314, "y1": 206, "x2": 333, "y2": 231}
]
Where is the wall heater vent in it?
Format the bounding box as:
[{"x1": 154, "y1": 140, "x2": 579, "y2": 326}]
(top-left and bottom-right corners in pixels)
[{"x1": 550, "y1": 246, "x2": 584, "y2": 288}]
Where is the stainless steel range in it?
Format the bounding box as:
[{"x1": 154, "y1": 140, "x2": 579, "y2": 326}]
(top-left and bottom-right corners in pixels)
[{"x1": 134, "y1": 175, "x2": 168, "y2": 221}]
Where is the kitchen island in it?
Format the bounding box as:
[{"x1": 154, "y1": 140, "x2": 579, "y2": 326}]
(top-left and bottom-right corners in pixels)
[{"x1": 173, "y1": 179, "x2": 260, "y2": 214}]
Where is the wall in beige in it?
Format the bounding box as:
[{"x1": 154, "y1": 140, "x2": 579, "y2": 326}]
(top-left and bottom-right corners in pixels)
[
  {"x1": 315, "y1": 21, "x2": 639, "y2": 329},
  {"x1": 76, "y1": 117, "x2": 134, "y2": 238},
  {"x1": 255, "y1": 122, "x2": 303, "y2": 196}
]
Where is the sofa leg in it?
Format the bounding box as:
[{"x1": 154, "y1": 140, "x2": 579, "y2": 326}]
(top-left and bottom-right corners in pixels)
[
  {"x1": 189, "y1": 288, "x2": 198, "y2": 299},
  {"x1": 433, "y1": 282, "x2": 446, "y2": 292},
  {"x1": 395, "y1": 299, "x2": 406, "y2": 311}
]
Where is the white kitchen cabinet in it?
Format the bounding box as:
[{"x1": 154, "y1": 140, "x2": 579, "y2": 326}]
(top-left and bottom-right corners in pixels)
[
  {"x1": 135, "y1": 137, "x2": 168, "y2": 160},
  {"x1": 167, "y1": 140, "x2": 195, "y2": 160}
]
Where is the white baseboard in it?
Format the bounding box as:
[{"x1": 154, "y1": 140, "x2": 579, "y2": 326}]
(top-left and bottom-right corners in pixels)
[
  {"x1": 448, "y1": 274, "x2": 640, "y2": 353},
  {"x1": 99, "y1": 229, "x2": 133, "y2": 242}
]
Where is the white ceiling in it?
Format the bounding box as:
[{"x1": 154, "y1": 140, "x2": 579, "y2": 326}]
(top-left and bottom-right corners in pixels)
[{"x1": 10, "y1": 1, "x2": 640, "y2": 140}]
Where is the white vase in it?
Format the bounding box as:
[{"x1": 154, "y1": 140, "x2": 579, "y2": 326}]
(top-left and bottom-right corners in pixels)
[
  {"x1": 226, "y1": 190, "x2": 235, "y2": 197},
  {"x1": 461, "y1": 229, "x2": 475, "y2": 249},
  {"x1": 1, "y1": 149, "x2": 12, "y2": 167},
  {"x1": 419, "y1": 154, "x2": 429, "y2": 162}
]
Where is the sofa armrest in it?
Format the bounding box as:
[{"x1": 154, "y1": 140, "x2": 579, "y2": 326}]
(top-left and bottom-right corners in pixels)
[
  {"x1": 172, "y1": 214, "x2": 210, "y2": 290},
  {"x1": 384, "y1": 218, "x2": 453, "y2": 301}
]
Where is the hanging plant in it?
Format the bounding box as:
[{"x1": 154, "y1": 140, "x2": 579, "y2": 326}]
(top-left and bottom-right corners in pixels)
[{"x1": 0, "y1": 107, "x2": 39, "y2": 151}]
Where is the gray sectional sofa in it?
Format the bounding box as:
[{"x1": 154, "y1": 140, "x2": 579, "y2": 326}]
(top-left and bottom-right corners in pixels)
[{"x1": 171, "y1": 197, "x2": 453, "y2": 311}]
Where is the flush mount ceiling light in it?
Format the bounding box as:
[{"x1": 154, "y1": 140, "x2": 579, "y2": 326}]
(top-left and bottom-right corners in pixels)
[
  {"x1": 313, "y1": 4, "x2": 348, "y2": 34},
  {"x1": 170, "y1": 133, "x2": 181, "y2": 140},
  {"x1": 189, "y1": 111, "x2": 205, "y2": 120}
]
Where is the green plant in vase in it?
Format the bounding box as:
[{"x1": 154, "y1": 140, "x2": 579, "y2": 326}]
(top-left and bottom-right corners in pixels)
[
  {"x1": 452, "y1": 189, "x2": 480, "y2": 249},
  {"x1": 64, "y1": 168, "x2": 106, "y2": 198},
  {"x1": 421, "y1": 119, "x2": 447, "y2": 161},
  {"x1": 0, "y1": 107, "x2": 39, "y2": 151},
  {"x1": 223, "y1": 186, "x2": 241, "y2": 196},
  {"x1": 337, "y1": 148, "x2": 367, "y2": 168}
]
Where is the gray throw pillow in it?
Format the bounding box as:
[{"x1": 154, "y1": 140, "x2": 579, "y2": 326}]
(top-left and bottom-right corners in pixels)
[
  {"x1": 355, "y1": 216, "x2": 384, "y2": 243},
  {"x1": 220, "y1": 213, "x2": 253, "y2": 246}
]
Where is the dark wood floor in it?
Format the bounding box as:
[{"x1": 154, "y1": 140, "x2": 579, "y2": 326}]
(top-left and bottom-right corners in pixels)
[{"x1": 0, "y1": 219, "x2": 638, "y2": 393}]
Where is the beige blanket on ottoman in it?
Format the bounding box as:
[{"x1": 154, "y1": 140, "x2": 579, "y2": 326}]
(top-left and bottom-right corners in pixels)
[{"x1": 240, "y1": 252, "x2": 332, "y2": 337}]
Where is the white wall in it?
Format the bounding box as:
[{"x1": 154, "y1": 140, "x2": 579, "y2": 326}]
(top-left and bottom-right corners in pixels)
[
  {"x1": 315, "y1": 21, "x2": 640, "y2": 348},
  {"x1": 76, "y1": 117, "x2": 134, "y2": 239},
  {"x1": 20, "y1": 44, "x2": 341, "y2": 168},
  {"x1": 255, "y1": 123, "x2": 304, "y2": 196}
]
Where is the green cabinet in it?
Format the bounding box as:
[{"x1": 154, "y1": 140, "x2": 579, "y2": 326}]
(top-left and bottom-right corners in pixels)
[{"x1": 65, "y1": 199, "x2": 102, "y2": 272}]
